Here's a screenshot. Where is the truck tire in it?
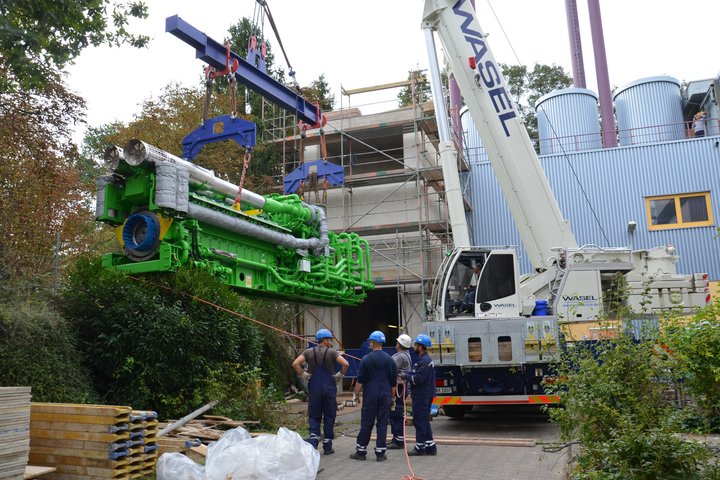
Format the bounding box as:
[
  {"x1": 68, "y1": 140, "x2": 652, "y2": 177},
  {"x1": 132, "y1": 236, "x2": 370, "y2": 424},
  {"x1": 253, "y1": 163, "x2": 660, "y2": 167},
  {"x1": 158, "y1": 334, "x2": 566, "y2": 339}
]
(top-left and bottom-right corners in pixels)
[{"x1": 442, "y1": 405, "x2": 470, "y2": 418}]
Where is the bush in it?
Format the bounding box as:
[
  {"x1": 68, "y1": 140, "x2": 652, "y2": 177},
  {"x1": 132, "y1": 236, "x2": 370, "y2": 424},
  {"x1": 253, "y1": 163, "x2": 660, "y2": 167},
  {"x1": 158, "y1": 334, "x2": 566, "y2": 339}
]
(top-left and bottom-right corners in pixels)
[
  {"x1": 664, "y1": 300, "x2": 720, "y2": 430},
  {"x1": 546, "y1": 329, "x2": 717, "y2": 479},
  {"x1": 61, "y1": 257, "x2": 264, "y2": 417},
  {"x1": 0, "y1": 294, "x2": 96, "y2": 403}
]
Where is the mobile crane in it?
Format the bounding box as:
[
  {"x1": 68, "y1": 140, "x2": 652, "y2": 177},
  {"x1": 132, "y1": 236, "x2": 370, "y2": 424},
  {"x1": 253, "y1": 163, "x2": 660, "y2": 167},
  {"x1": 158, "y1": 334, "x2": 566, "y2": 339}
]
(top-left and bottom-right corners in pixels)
[
  {"x1": 95, "y1": 16, "x2": 374, "y2": 307},
  {"x1": 421, "y1": 0, "x2": 710, "y2": 416}
]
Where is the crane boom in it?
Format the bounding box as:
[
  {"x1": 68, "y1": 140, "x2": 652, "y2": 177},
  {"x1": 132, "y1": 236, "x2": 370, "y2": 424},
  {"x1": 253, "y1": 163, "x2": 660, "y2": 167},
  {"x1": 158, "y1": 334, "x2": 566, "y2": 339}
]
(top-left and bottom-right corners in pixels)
[{"x1": 422, "y1": 0, "x2": 577, "y2": 270}]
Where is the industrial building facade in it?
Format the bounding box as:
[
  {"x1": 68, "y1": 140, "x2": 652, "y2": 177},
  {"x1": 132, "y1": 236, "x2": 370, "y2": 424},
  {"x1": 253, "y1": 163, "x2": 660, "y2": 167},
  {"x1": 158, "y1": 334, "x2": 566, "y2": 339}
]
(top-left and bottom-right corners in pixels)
[{"x1": 467, "y1": 75, "x2": 720, "y2": 281}]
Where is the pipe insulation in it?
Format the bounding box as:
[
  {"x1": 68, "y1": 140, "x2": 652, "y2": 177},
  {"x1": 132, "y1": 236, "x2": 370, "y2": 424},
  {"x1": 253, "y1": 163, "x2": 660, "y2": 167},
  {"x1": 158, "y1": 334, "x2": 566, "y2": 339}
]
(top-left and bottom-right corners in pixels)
[
  {"x1": 150, "y1": 158, "x2": 330, "y2": 256},
  {"x1": 122, "y1": 139, "x2": 268, "y2": 209},
  {"x1": 187, "y1": 202, "x2": 329, "y2": 254}
]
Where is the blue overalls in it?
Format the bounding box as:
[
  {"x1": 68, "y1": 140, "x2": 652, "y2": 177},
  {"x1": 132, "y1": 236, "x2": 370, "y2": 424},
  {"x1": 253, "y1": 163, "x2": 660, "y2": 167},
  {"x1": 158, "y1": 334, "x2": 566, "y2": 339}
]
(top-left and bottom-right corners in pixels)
[
  {"x1": 307, "y1": 347, "x2": 336, "y2": 453},
  {"x1": 355, "y1": 350, "x2": 397, "y2": 457},
  {"x1": 407, "y1": 353, "x2": 436, "y2": 454}
]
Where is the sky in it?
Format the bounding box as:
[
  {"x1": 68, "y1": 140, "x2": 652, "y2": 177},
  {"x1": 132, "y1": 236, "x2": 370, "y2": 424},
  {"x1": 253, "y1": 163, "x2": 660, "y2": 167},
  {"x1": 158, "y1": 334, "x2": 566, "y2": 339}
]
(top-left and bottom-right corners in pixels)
[{"x1": 65, "y1": 0, "x2": 720, "y2": 144}]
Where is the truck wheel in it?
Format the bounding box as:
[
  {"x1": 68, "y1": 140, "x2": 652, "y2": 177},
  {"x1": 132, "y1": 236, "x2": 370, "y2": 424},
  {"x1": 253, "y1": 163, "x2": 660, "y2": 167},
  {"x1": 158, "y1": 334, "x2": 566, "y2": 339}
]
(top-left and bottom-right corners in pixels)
[{"x1": 443, "y1": 405, "x2": 470, "y2": 418}]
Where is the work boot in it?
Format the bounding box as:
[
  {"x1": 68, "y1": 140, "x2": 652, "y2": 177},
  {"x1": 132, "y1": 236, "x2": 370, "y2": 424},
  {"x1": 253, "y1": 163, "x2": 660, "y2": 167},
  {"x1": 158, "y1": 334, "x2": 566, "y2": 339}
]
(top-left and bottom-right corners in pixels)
[
  {"x1": 386, "y1": 441, "x2": 404, "y2": 450},
  {"x1": 376, "y1": 454, "x2": 387, "y2": 462},
  {"x1": 425, "y1": 441, "x2": 437, "y2": 455},
  {"x1": 349, "y1": 452, "x2": 366, "y2": 461},
  {"x1": 407, "y1": 447, "x2": 425, "y2": 456}
]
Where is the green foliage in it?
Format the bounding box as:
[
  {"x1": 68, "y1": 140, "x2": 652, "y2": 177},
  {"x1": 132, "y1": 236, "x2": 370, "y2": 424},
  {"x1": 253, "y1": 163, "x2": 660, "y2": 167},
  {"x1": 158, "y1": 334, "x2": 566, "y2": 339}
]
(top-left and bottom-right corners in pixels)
[
  {"x1": 0, "y1": 1, "x2": 149, "y2": 92},
  {"x1": 61, "y1": 257, "x2": 264, "y2": 417},
  {"x1": 0, "y1": 292, "x2": 96, "y2": 403},
  {"x1": 202, "y1": 364, "x2": 301, "y2": 431},
  {"x1": 547, "y1": 330, "x2": 717, "y2": 479},
  {"x1": 664, "y1": 301, "x2": 720, "y2": 423},
  {"x1": 300, "y1": 74, "x2": 335, "y2": 112},
  {"x1": 500, "y1": 63, "x2": 573, "y2": 146},
  {"x1": 397, "y1": 71, "x2": 432, "y2": 108}
]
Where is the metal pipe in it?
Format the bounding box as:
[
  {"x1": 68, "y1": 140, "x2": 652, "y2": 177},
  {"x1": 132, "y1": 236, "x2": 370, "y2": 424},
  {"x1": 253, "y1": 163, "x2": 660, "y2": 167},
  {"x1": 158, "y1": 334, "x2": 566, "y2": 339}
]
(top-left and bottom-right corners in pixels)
[
  {"x1": 587, "y1": 0, "x2": 618, "y2": 147},
  {"x1": 565, "y1": 0, "x2": 586, "y2": 88},
  {"x1": 122, "y1": 139, "x2": 268, "y2": 209},
  {"x1": 158, "y1": 400, "x2": 219, "y2": 437}
]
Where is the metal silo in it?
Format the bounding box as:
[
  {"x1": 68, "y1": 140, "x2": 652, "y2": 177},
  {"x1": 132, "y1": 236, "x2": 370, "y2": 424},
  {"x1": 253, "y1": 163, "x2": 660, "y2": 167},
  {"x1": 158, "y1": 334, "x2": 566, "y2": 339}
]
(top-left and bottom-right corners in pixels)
[
  {"x1": 536, "y1": 88, "x2": 602, "y2": 155},
  {"x1": 613, "y1": 76, "x2": 685, "y2": 146}
]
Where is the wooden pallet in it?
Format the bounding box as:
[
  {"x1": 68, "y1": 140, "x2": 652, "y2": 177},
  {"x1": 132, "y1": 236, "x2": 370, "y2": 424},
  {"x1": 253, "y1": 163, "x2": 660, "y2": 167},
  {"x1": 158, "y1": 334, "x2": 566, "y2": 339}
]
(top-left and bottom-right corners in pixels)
[{"x1": 0, "y1": 386, "x2": 32, "y2": 480}]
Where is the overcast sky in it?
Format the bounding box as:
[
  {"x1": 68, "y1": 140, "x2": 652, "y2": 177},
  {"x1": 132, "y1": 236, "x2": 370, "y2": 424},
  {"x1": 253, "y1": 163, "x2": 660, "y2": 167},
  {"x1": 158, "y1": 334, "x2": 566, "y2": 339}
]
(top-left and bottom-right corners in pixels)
[{"x1": 66, "y1": 0, "x2": 720, "y2": 143}]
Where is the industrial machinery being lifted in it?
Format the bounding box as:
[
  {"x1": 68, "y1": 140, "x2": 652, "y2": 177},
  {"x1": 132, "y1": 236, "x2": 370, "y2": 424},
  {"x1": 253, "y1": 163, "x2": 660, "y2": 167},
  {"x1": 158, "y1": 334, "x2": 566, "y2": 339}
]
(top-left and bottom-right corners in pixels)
[
  {"x1": 420, "y1": 0, "x2": 710, "y2": 414},
  {"x1": 95, "y1": 15, "x2": 374, "y2": 306}
]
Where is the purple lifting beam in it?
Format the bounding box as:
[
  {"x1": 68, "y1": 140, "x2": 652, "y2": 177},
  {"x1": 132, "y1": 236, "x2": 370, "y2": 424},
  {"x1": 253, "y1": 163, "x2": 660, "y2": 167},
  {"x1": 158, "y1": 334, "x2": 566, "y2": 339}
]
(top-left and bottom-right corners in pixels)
[{"x1": 166, "y1": 15, "x2": 326, "y2": 128}]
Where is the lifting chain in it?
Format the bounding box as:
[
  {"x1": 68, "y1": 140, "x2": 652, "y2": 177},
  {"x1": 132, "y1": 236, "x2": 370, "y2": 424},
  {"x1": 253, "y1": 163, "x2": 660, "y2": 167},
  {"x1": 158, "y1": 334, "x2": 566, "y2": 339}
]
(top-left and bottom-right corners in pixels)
[{"x1": 233, "y1": 148, "x2": 253, "y2": 209}]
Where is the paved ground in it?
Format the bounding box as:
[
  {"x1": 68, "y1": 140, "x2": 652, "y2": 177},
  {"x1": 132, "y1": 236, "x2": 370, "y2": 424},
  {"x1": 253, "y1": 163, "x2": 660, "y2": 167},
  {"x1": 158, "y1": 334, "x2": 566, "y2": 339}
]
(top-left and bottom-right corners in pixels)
[{"x1": 315, "y1": 406, "x2": 568, "y2": 480}]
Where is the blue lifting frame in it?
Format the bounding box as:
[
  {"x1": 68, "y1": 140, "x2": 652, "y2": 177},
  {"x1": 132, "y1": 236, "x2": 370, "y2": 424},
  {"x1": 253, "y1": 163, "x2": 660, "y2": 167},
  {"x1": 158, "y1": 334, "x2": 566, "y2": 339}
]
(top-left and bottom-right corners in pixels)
[
  {"x1": 182, "y1": 114, "x2": 256, "y2": 160},
  {"x1": 166, "y1": 15, "x2": 326, "y2": 128},
  {"x1": 283, "y1": 159, "x2": 344, "y2": 194}
]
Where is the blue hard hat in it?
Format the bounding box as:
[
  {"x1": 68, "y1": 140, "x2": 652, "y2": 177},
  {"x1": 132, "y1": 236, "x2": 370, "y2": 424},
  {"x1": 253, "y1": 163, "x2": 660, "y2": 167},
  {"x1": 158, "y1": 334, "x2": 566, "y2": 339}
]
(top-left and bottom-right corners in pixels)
[
  {"x1": 414, "y1": 334, "x2": 432, "y2": 348},
  {"x1": 368, "y1": 330, "x2": 386, "y2": 344},
  {"x1": 316, "y1": 329, "x2": 333, "y2": 341}
]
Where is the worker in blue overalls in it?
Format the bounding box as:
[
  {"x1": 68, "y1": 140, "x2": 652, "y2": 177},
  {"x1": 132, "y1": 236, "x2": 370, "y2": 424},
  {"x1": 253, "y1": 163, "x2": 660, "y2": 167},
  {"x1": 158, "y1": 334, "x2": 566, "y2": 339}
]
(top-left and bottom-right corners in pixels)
[
  {"x1": 350, "y1": 331, "x2": 397, "y2": 462},
  {"x1": 401, "y1": 334, "x2": 437, "y2": 456},
  {"x1": 292, "y1": 329, "x2": 349, "y2": 454}
]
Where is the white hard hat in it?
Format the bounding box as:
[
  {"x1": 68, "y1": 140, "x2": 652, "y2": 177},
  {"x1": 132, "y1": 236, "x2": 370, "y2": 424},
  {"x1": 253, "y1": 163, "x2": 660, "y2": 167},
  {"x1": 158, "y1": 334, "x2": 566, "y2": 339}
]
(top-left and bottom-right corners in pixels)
[{"x1": 397, "y1": 334, "x2": 413, "y2": 349}]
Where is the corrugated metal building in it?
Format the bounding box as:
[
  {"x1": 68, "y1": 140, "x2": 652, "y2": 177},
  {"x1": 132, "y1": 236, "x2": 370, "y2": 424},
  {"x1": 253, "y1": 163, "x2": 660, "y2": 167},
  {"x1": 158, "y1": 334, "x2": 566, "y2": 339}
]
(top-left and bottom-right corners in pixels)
[{"x1": 467, "y1": 135, "x2": 720, "y2": 279}]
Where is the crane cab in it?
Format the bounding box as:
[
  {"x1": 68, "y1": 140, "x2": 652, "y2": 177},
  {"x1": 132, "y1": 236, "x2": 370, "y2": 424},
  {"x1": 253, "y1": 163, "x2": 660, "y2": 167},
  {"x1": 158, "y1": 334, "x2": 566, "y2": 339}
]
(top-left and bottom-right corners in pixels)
[{"x1": 430, "y1": 247, "x2": 521, "y2": 322}]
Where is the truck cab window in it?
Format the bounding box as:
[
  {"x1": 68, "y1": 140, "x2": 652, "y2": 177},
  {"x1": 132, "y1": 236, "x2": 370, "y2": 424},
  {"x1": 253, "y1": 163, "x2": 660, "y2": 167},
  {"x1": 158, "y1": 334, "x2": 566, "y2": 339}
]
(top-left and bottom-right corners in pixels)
[{"x1": 476, "y1": 254, "x2": 516, "y2": 304}]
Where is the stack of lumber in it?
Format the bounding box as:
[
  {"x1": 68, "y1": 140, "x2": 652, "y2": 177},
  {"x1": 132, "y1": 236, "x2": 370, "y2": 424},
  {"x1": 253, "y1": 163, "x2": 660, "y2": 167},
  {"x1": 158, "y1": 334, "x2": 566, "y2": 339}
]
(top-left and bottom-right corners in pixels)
[
  {"x1": 0, "y1": 387, "x2": 31, "y2": 480},
  {"x1": 157, "y1": 415, "x2": 260, "y2": 456},
  {"x1": 29, "y1": 403, "x2": 134, "y2": 480},
  {"x1": 127, "y1": 410, "x2": 158, "y2": 478}
]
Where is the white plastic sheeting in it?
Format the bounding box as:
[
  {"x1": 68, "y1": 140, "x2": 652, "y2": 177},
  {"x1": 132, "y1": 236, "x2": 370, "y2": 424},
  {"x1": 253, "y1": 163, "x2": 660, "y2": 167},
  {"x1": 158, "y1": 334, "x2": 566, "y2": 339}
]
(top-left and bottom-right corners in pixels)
[{"x1": 157, "y1": 427, "x2": 320, "y2": 480}]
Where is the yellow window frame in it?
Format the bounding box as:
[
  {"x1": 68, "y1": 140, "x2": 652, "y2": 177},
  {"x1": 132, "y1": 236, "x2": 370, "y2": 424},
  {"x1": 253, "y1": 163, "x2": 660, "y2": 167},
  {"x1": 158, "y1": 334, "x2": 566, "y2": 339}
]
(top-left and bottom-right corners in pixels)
[{"x1": 645, "y1": 192, "x2": 714, "y2": 231}]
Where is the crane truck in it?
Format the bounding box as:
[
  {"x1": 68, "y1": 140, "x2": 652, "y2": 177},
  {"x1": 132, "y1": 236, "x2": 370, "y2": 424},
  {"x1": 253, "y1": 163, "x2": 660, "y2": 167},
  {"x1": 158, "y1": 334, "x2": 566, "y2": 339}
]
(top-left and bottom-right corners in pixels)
[{"x1": 421, "y1": 0, "x2": 710, "y2": 416}]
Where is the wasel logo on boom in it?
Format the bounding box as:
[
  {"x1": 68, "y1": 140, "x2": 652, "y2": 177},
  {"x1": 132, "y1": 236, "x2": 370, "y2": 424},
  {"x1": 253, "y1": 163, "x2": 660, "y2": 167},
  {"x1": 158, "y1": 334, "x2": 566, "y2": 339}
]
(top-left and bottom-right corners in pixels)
[
  {"x1": 452, "y1": 0, "x2": 517, "y2": 137},
  {"x1": 562, "y1": 296, "x2": 598, "y2": 302}
]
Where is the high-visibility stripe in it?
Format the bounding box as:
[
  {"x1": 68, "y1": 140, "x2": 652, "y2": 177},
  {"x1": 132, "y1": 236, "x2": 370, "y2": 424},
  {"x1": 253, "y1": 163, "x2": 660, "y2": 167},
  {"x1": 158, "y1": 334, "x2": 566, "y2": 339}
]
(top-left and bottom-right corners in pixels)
[{"x1": 433, "y1": 394, "x2": 560, "y2": 406}]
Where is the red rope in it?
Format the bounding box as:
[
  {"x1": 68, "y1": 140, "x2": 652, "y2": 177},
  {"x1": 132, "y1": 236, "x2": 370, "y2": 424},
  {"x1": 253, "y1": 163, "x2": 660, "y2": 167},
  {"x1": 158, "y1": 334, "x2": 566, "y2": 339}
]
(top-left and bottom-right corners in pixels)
[
  {"x1": 126, "y1": 276, "x2": 362, "y2": 361},
  {"x1": 398, "y1": 383, "x2": 425, "y2": 480}
]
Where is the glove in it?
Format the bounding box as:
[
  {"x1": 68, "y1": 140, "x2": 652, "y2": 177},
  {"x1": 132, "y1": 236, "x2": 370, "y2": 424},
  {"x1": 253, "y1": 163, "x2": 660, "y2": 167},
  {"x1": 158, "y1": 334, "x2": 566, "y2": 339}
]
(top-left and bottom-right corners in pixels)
[
  {"x1": 352, "y1": 393, "x2": 361, "y2": 406},
  {"x1": 334, "y1": 372, "x2": 344, "y2": 384},
  {"x1": 398, "y1": 372, "x2": 409, "y2": 381},
  {"x1": 301, "y1": 371, "x2": 312, "y2": 381}
]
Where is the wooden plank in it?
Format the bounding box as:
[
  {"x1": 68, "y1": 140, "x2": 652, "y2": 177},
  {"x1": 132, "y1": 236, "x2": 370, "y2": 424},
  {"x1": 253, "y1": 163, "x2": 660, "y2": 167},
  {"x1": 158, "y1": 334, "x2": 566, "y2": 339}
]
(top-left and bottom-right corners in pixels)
[
  {"x1": 30, "y1": 422, "x2": 128, "y2": 433},
  {"x1": 30, "y1": 438, "x2": 131, "y2": 452},
  {"x1": 24, "y1": 466, "x2": 57, "y2": 479},
  {"x1": 31, "y1": 404, "x2": 131, "y2": 417},
  {"x1": 28, "y1": 446, "x2": 128, "y2": 461},
  {"x1": 30, "y1": 429, "x2": 129, "y2": 443},
  {"x1": 30, "y1": 413, "x2": 130, "y2": 426},
  {"x1": 28, "y1": 454, "x2": 127, "y2": 469}
]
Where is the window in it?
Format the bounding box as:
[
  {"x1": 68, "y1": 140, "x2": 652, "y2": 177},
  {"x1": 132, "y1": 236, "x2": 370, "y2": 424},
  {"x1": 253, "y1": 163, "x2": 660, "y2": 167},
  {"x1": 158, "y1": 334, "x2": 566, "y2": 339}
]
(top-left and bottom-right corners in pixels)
[
  {"x1": 476, "y1": 254, "x2": 516, "y2": 303},
  {"x1": 645, "y1": 192, "x2": 713, "y2": 230}
]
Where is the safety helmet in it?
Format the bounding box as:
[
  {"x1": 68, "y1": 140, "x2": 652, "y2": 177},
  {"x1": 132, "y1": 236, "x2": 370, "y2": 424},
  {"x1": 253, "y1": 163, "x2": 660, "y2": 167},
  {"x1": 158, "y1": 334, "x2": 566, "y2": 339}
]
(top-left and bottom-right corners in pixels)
[
  {"x1": 414, "y1": 334, "x2": 432, "y2": 348},
  {"x1": 316, "y1": 329, "x2": 333, "y2": 341},
  {"x1": 397, "y1": 334, "x2": 413, "y2": 349},
  {"x1": 368, "y1": 330, "x2": 386, "y2": 344}
]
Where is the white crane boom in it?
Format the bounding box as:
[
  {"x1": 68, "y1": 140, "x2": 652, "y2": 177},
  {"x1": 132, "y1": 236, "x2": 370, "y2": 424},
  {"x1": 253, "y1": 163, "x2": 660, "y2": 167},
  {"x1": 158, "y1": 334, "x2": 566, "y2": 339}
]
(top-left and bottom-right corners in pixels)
[{"x1": 422, "y1": 0, "x2": 578, "y2": 271}]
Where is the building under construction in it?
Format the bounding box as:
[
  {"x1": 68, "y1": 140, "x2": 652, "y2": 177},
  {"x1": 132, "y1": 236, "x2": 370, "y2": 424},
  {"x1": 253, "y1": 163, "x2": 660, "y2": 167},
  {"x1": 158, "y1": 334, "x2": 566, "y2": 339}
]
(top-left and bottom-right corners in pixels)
[{"x1": 265, "y1": 76, "x2": 471, "y2": 350}]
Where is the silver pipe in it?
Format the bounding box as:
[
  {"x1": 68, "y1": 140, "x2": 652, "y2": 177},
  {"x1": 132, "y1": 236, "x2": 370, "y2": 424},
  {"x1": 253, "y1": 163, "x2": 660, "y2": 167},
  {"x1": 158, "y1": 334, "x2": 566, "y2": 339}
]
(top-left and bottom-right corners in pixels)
[
  {"x1": 188, "y1": 202, "x2": 328, "y2": 254},
  {"x1": 122, "y1": 139, "x2": 267, "y2": 209},
  {"x1": 103, "y1": 145, "x2": 124, "y2": 171}
]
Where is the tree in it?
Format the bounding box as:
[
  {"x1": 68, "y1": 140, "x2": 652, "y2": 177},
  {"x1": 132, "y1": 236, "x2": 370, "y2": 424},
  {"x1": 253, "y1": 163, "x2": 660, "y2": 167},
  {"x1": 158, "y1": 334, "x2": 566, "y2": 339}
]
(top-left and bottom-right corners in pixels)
[
  {"x1": 0, "y1": 1, "x2": 149, "y2": 92},
  {"x1": 300, "y1": 74, "x2": 335, "y2": 112},
  {"x1": 100, "y1": 83, "x2": 280, "y2": 192},
  {"x1": 0, "y1": 82, "x2": 95, "y2": 283},
  {"x1": 397, "y1": 70, "x2": 432, "y2": 107},
  {"x1": 500, "y1": 63, "x2": 573, "y2": 145}
]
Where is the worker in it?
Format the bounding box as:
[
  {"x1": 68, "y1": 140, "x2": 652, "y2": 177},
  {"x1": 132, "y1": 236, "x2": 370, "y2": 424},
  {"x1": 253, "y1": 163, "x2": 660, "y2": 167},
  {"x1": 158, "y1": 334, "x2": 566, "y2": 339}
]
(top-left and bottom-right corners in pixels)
[
  {"x1": 462, "y1": 263, "x2": 482, "y2": 313},
  {"x1": 292, "y1": 328, "x2": 349, "y2": 455},
  {"x1": 694, "y1": 111, "x2": 707, "y2": 138},
  {"x1": 400, "y1": 334, "x2": 437, "y2": 456},
  {"x1": 350, "y1": 330, "x2": 397, "y2": 462},
  {"x1": 387, "y1": 334, "x2": 413, "y2": 449}
]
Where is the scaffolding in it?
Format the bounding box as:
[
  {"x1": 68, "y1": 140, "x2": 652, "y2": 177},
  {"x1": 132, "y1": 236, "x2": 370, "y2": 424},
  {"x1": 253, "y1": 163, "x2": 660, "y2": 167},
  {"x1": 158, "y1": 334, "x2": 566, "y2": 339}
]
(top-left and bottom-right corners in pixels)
[{"x1": 261, "y1": 73, "x2": 471, "y2": 341}]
